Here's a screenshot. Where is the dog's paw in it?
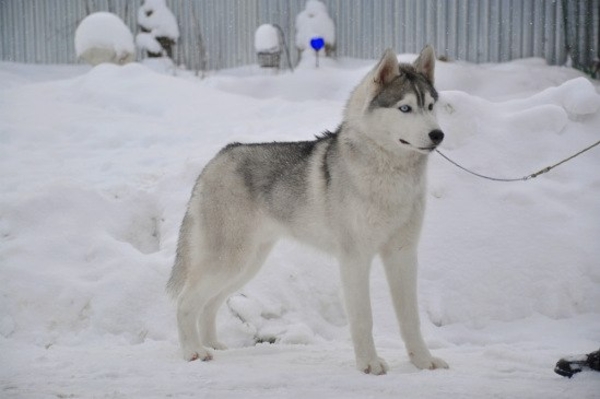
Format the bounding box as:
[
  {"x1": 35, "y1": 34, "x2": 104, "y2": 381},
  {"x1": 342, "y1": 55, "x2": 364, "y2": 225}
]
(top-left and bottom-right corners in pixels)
[
  {"x1": 410, "y1": 354, "x2": 449, "y2": 370},
  {"x1": 183, "y1": 347, "x2": 213, "y2": 362},
  {"x1": 358, "y1": 357, "x2": 389, "y2": 375}
]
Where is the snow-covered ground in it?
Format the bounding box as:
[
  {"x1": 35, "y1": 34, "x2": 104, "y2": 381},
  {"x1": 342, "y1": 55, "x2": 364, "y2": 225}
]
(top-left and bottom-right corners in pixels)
[{"x1": 1, "y1": 54, "x2": 599, "y2": 398}]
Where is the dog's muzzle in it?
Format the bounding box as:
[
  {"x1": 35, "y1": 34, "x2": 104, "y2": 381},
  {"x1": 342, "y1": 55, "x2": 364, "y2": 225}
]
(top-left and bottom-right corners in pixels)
[{"x1": 400, "y1": 129, "x2": 444, "y2": 152}]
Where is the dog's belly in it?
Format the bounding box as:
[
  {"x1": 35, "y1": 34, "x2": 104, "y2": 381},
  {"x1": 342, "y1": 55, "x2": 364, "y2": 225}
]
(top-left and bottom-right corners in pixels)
[{"x1": 266, "y1": 195, "x2": 420, "y2": 258}]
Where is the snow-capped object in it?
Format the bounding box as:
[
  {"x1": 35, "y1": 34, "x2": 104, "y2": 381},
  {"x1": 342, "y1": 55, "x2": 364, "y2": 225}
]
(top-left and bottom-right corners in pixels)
[
  {"x1": 137, "y1": 0, "x2": 179, "y2": 40},
  {"x1": 74, "y1": 12, "x2": 135, "y2": 66},
  {"x1": 295, "y1": 0, "x2": 335, "y2": 53},
  {"x1": 135, "y1": 32, "x2": 163, "y2": 55},
  {"x1": 137, "y1": 0, "x2": 179, "y2": 58},
  {"x1": 254, "y1": 24, "x2": 280, "y2": 53}
]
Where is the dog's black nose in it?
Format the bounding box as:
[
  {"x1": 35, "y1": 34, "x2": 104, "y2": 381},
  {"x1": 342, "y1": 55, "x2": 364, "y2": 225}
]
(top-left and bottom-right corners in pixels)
[{"x1": 429, "y1": 129, "x2": 444, "y2": 145}]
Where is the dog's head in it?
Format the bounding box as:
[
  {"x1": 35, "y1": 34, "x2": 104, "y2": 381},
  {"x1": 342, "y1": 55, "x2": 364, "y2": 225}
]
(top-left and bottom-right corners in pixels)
[{"x1": 345, "y1": 45, "x2": 443, "y2": 155}]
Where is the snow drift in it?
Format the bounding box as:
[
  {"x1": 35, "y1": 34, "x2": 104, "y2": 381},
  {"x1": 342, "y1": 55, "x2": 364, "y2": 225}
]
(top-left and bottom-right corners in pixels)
[{"x1": 0, "y1": 54, "x2": 599, "y2": 398}]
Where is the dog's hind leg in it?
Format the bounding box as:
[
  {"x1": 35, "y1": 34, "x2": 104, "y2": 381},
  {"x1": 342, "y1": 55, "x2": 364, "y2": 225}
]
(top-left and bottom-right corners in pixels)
[
  {"x1": 175, "y1": 180, "x2": 264, "y2": 361},
  {"x1": 177, "y1": 232, "x2": 260, "y2": 361},
  {"x1": 176, "y1": 265, "x2": 230, "y2": 362},
  {"x1": 198, "y1": 240, "x2": 276, "y2": 350}
]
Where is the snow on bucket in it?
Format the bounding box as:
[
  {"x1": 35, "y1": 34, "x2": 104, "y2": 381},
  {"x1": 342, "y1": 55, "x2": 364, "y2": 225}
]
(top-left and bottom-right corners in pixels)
[{"x1": 255, "y1": 24, "x2": 281, "y2": 69}]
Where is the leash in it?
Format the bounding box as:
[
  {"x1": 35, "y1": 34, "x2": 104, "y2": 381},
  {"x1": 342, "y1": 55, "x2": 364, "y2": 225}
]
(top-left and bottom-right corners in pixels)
[{"x1": 435, "y1": 139, "x2": 600, "y2": 182}]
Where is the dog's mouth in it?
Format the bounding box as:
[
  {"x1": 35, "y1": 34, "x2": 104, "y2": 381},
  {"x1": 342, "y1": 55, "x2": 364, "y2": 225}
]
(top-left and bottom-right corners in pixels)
[{"x1": 399, "y1": 139, "x2": 437, "y2": 153}]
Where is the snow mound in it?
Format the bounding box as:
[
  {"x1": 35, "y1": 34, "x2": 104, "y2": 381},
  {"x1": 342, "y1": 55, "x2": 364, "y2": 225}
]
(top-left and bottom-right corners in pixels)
[
  {"x1": 438, "y1": 77, "x2": 600, "y2": 149},
  {"x1": 0, "y1": 55, "x2": 599, "y2": 397},
  {"x1": 558, "y1": 77, "x2": 600, "y2": 115},
  {"x1": 497, "y1": 77, "x2": 600, "y2": 116},
  {"x1": 505, "y1": 104, "x2": 568, "y2": 133},
  {"x1": 426, "y1": 76, "x2": 600, "y2": 327},
  {"x1": 0, "y1": 183, "x2": 167, "y2": 345},
  {"x1": 74, "y1": 12, "x2": 135, "y2": 66}
]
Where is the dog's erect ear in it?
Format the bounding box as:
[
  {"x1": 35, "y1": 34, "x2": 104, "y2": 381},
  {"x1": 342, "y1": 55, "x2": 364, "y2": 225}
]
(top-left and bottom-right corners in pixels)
[
  {"x1": 414, "y1": 45, "x2": 436, "y2": 83},
  {"x1": 373, "y1": 49, "x2": 400, "y2": 86}
]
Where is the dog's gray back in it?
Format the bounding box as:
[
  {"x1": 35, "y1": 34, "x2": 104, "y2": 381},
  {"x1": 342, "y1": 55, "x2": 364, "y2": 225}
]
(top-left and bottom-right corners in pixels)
[
  {"x1": 201, "y1": 130, "x2": 348, "y2": 250},
  {"x1": 224, "y1": 135, "x2": 334, "y2": 223}
]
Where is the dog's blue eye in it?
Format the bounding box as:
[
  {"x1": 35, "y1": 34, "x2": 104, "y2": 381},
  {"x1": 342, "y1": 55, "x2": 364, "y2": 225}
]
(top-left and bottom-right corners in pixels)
[{"x1": 399, "y1": 105, "x2": 412, "y2": 113}]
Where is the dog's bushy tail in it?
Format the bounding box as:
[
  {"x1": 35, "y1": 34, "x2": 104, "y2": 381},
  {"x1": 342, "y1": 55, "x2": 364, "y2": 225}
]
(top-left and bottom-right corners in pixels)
[
  {"x1": 166, "y1": 255, "x2": 187, "y2": 299},
  {"x1": 166, "y1": 213, "x2": 192, "y2": 299}
]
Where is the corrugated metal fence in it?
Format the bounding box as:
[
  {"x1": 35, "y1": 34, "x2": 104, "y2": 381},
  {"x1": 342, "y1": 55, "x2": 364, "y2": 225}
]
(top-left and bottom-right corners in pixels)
[{"x1": 1, "y1": 0, "x2": 598, "y2": 73}]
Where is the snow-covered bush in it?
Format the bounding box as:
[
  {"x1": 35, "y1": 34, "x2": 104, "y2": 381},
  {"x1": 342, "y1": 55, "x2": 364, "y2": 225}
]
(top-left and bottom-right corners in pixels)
[
  {"x1": 74, "y1": 12, "x2": 135, "y2": 66},
  {"x1": 136, "y1": 0, "x2": 180, "y2": 59},
  {"x1": 295, "y1": 0, "x2": 335, "y2": 57}
]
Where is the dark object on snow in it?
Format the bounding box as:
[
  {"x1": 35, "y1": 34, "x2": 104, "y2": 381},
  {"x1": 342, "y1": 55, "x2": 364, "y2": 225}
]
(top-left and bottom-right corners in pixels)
[
  {"x1": 139, "y1": 26, "x2": 175, "y2": 58},
  {"x1": 555, "y1": 348, "x2": 600, "y2": 378},
  {"x1": 257, "y1": 51, "x2": 281, "y2": 69}
]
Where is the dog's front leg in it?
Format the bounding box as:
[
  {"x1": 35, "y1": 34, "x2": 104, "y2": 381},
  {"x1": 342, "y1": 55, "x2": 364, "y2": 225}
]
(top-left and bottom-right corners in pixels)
[
  {"x1": 380, "y1": 242, "x2": 449, "y2": 370},
  {"x1": 339, "y1": 254, "x2": 388, "y2": 375}
]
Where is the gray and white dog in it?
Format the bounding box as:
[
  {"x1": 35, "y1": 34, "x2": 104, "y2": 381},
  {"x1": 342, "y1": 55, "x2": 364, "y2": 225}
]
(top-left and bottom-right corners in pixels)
[{"x1": 168, "y1": 45, "x2": 448, "y2": 374}]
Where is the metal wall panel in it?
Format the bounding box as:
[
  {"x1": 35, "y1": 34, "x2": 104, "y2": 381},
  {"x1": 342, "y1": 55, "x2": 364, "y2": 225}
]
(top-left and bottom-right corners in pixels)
[{"x1": 0, "y1": 0, "x2": 597, "y2": 73}]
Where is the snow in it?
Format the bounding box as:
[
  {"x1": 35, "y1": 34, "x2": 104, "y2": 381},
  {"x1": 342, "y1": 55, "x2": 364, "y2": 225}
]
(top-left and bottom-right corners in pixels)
[
  {"x1": 137, "y1": 0, "x2": 180, "y2": 40},
  {"x1": 135, "y1": 32, "x2": 163, "y2": 55},
  {"x1": 295, "y1": 0, "x2": 335, "y2": 52},
  {"x1": 1, "y1": 53, "x2": 599, "y2": 398},
  {"x1": 255, "y1": 24, "x2": 280, "y2": 53},
  {"x1": 74, "y1": 12, "x2": 135, "y2": 64}
]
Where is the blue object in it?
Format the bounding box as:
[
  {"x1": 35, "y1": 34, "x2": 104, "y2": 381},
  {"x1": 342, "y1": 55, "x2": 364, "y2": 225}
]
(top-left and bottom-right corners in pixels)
[{"x1": 310, "y1": 37, "x2": 325, "y2": 51}]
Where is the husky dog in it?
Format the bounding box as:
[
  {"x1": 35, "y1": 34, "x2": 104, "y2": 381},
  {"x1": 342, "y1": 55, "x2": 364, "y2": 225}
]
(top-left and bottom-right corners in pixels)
[{"x1": 168, "y1": 45, "x2": 448, "y2": 374}]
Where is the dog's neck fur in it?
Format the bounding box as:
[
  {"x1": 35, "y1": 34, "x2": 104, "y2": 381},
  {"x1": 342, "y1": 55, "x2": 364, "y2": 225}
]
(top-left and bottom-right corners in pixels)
[{"x1": 339, "y1": 123, "x2": 428, "y2": 178}]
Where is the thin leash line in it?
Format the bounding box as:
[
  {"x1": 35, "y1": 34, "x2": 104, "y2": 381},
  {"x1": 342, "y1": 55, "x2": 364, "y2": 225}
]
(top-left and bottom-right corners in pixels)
[{"x1": 435, "y1": 139, "x2": 600, "y2": 183}]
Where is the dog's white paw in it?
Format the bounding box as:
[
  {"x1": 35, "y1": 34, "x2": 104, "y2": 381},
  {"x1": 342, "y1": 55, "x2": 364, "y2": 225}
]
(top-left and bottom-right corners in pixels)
[
  {"x1": 183, "y1": 347, "x2": 213, "y2": 362},
  {"x1": 358, "y1": 357, "x2": 389, "y2": 375},
  {"x1": 410, "y1": 354, "x2": 449, "y2": 370}
]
